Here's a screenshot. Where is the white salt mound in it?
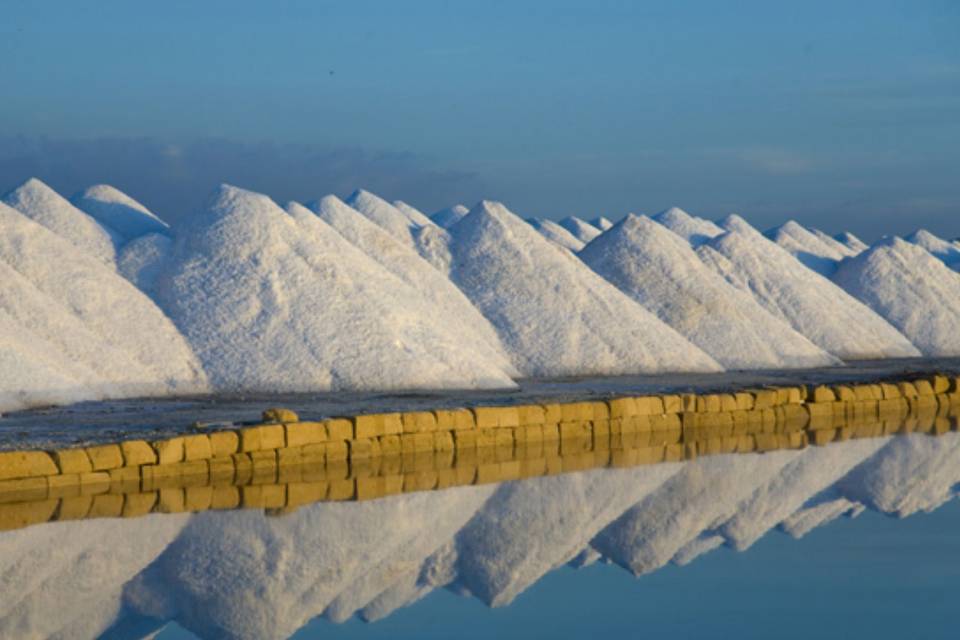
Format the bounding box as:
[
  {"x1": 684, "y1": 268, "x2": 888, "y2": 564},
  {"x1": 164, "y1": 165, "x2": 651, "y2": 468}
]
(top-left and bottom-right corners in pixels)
[
  {"x1": 446, "y1": 201, "x2": 722, "y2": 377},
  {"x1": 558, "y1": 216, "x2": 602, "y2": 244},
  {"x1": 152, "y1": 185, "x2": 515, "y2": 392},
  {"x1": 526, "y1": 217, "x2": 585, "y2": 252},
  {"x1": 590, "y1": 216, "x2": 614, "y2": 231},
  {"x1": 430, "y1": 204, "x2": 469, "y2": 228},
  {"x1": 2, "y1": 178, "x2": 117, "y2": 264},
  {"x1": 393, "y1": 200, "x2": 436, "y2": 228},
  {"x1": 344, "y1": 189, "x2": 417, "y2": 248},
  {"x1": 0, "y1": 201, "x2": 207, "y2": 412},
  {"x1": 834, "y1": 231, "x2": 869, "y2": 254},
  {"x1": 697, "y1": 215, "x2": 920, "y2": 359},
  {"x1": 652, "y1": 206, "x2": 723, "y2": 246},
  {"x1": 580, "y1": 214, "x2": 836, "y2": 369},
  {"x1": 832, "y1": 237, "x2": 960, "y2": 356},
  {"x1": 765, "y1": 220, "x2": 848, "y2": 275},
  {"x1": 72, "y1": 184, "x2": 169, "y2": 244},
  {"x1": 304, "y1": 195, "x2": 515, "y2": 374},
  {"x1": 117, "y1": 233, "x2": 172, "y2": 294},
  {"x1": 905, "y1": 229, "x2": 960, "y2": 269},
  {"x1": 810, "y1": 227, "x2": 861, "y2": 257}
]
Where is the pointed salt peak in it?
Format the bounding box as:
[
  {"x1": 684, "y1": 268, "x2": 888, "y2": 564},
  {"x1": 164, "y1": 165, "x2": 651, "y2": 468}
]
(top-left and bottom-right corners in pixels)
[
  {"x1": 469, "y1": 199, "x2": 513, "y2": 219},
  {"x1": 719, "y1": 213, "x2": 760, "y2": 235},
  {"x1": 203, "y1": 183, "x2": 279, "y2": 217},
  {"x1": 430, "y1": 204, "x2": 470, "y2": 228},
  {"x1": 76, "y1": 183, "x2": 148, "y2": 210},
  {"x1": 4, "y1": 176, "x2": 65, "y2": 202},
  {"x1": 653, "y1": 206, "x2": 693, "y2": 223},
  {"x1": 71, "y1": 183, "x2": 170, "y2": 240},
  {"x1": 346, "y1": 187, "x2": 392, "y2": 209},
  {"x1": 905, "y1": 228, "x2": 948, "y2": 246},
  {"x1": 591, "y1": 216, "x2": 614, "y2": 230}
]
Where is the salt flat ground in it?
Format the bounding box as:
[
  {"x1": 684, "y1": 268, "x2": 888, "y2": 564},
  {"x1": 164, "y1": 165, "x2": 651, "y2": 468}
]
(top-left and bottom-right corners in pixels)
[{"x1": 1, "y1": 357, "x2": 958, "y2": 451}]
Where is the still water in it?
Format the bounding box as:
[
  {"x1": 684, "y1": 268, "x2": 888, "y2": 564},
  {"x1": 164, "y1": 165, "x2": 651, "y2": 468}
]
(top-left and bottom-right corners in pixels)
[{"x1": 1, "y1": 431, "x2": 957, "y2": 639}]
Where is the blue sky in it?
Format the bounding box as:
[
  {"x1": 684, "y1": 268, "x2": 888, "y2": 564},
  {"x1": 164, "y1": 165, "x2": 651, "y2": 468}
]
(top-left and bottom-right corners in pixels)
[{"x1": 1, "y1": 0, "x2": 957, "y2": 238}]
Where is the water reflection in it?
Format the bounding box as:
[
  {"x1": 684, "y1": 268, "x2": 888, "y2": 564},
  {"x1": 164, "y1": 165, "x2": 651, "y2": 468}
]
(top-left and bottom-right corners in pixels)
[{"x1": 0, "y1": 431, "x2": 957, "y2": 639}]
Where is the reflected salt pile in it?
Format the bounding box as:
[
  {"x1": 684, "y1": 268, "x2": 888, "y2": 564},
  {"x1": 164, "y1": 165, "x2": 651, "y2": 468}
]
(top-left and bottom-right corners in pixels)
[{"x1": 0, "y1": 431, "x2": 957, "y2": 639}]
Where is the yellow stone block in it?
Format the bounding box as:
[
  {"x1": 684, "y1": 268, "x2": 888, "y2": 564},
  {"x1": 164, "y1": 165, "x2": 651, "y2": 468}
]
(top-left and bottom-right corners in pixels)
[
  {"x1": 153, "y1": 437, "x2": 185, "y2": 465},
  {"x1": 636, "y1": 396, "x2": 666, "y2": 415},
  {"x1": 157, "y1": 488, "x2": 186, "y2": 513},
  {"x1": 811, "y1": 386, "x2": 836, "y2": 402},
  {"x1": 607, "y1": 397, "x2": 637, "y2": 418},
  {"x1": 327, "y1": 478, "x2": 356, "y2": 501},
  {"x1": 0, "y1": 500, "x2": 57, "y2": 531},
  {"x1": 53, "y1": 448, "x2": 93, "y2": 474},
  {"x1": 88, "y1": 493, "x2": 124, "y2": 518},
  {"x1": 324, "y1": 418, "x2": 353, "y2": 441},
  {"x1": 0, "y1": 476, "x2": 48, "y2": 504},
  {"x1": 262, "y1": 407, "x2": 299, "y2": 423},
  {"x1": 326, "y1": 441, "x2": 349, "y2": 462},
  {"x1": 734, "y1": 392, "x2": 754, "y2": 410},
  {"x1": 57, "y1": 495, "x2": 93, "y2": 520},
  {"x1": 473, "y1": 405, "x2": 520, "y2": 428},
  {"x1": 210, "y1": 485, "x2": 241, "y2": 510},
  {"x1": 232, "y1": 453, "x2": 253, "y2": 485},
  {"x1": 350, "y1": 438, "x2": 377, "y2": 461},
  {"x1": 914, "y1": 379, "x2": 935, "y2": 396},
  {"x1": 182, "y1": 434, "x2": 212, "y2": 461},
  {"x1": 434, "y1": 431, "x2": 455, "y2": 452},
  {"x1": 435, "y1": 408, "x2": 475, "y2": 430},
  {"x1": 250, "y1": 450, "x2": 278, "y2": 485},
  {"x1": 285, "y1": 421, "x2": 328, "y2": 448},
  {"x1": 242, "y1": 484, "x2": 286, "y2": 508},
  {"x1": 661, "y1": 395, "x2": 682, "y2": 414},
  {"x1": 719, "y1": 394, "x2": 738, "y2": 412},
  {"x1": 122, "y1": 492, "x2": 157, "y2": 517},
  {"x1": 0, "y1": 450, "x2": 58, "y2": 480},
  {"x1": 184, "y1": 486, "x2": 213, "y2": 511},
  {"x1": 752, "y1": 389, "x2": 778, "y2": 408},
  {"x1": 108, "y1": 466, "x2": 142, "y2": 493},
  {"x1": 47, "y1": 473, "x2": 81, "y2": 498},
  {"x1": 85, "y1": 444, "x2": 124, "y2": 471},
  {"x1": 120, "y1": 440, "x2": 157, "y2": 467},
  {"x1": 931, "y1": 375, "x2": 950, "y2": 394},
  {"x1": 402, "y1": 411, "x2": 438, "y2": 433},
  {"x1": 209, "y1": 431, "x2": 240, "y2": 458},
  {"x1": 79, "y1": 471, "x2": 111, "y2": 495},
  {"x1": 516, "y1": 404, "x2": 546, "y2": 425},
  {"x1": 286, "y1": 482, "x2": 327, "y2": 508}
]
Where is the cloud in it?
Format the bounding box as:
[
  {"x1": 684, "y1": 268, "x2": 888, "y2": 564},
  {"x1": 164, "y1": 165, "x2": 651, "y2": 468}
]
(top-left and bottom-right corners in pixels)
[{"x1": 0, "y1": 136, "x2": 484, "y2": 226}]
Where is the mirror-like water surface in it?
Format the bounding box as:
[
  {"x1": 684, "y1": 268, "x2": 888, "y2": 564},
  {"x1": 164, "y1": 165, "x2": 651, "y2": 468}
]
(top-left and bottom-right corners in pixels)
[{"x1": 0, "y1": 430, "x2": 957, "y2": 639}]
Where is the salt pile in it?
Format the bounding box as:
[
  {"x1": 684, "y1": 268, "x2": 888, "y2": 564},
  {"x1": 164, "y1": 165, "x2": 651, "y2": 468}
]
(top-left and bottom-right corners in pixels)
[
  {"x1": 2, "y1": 178, "x2": 117, "y2": 264},
  {"x1": 810, "y1": 227, "x2": 861, "y2": 257},
  {"x1": 905, "y1": 229, "x2": 960, "y2": 269},
  {"x1": 71, "y1": 184, "x2": 169, "y2": 244},
  {"x1": 430, "y1": 204, "x2": 469, "y2": 228},
  {"x1": 591, "y1": 215, "x2": 614, "y2": 231},
  {"x1": 580, "y1": 214, "x2": 836, "y2": 369},
  {"x1": 834, "y1": 231, "x2": 869, "y2": 254},
  {"x1": 392, "y1": 199, "x2": 436, "y2": 227},
  {"x1": 304, "y1": 195, "x2": 514, "y2": 374},
  {"x1": 652, "y1": 206, "x2": 723, "y2": 246},
  {"x1": 0, "y1": 201, "x2": 207, "y2": 413},
  {"x1": 445, "y1": 201, "x2": 722, "y2": 376},
  {"x1": 832, "y1": 237, "x2": 960, "y2": 355},
  {"x1": 765, "y1": 220, "x2": 849, "y2": 275},
  {"x1": 526, "y1": 217, "x2": 585, "y2": 252},
  {"x1": 150, "y1": 185, "x2": 515, "y2": 392},
  {"x1": 344, "y1": 189, "x2": 419, "y2": 247},
  {"x1": 558, "y1": 215, "x2": 602, "y2": 243},
  {"x1": 696, "y1": 216, "x2": 919, "y2": 359}
]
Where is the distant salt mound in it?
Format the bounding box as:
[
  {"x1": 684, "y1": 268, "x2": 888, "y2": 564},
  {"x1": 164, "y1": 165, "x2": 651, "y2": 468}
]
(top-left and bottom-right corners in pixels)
[
  {"x1": 834, "y1": 231, "x2": 869, "y2": 254},
  {"x1": 71, "y1": 184, "x2": 169, "y2": 244},
  {"x1": 393, "y1": 200, "x2": 436, "y2": 228},
  {"x1": 590, "y1": 216, "x2": 613, "y2": 231},
  {"x1": 832, "y1": 237, "x2": 960, "y2": 355},
  {"x1": 344, "y1": 189, "x2": 417, "y2": 247},
  {"x1": 304, "y1": 196, "x2": 514, "y2": 374},
  {"x1": 2, "y1": 178, "x2": 117, "y2": 264},
  {"x1": 430, "y1": 204, "x2": 469, "y2": 228},
  {"x1": 0, "y1": 202, "x2": 207, "y2": 412},
  {"x1": 652, "y1": 207, "x2": 724, "y2": 246},
  {"x1": 766, "y1": 220, "x2": 848, "y2": 275},
  {"x1": 153, "y1": 185, "x2": 515, "y2": 392},
  {"x1": 810, "y1": 227, "x2": 860, "y2": 257},
  {"x1": 446, "y1": 201, "x2": 722, "y2": 376},
  {"x1": 558, "y1": 216, "x2": 602, "y2": 244},
  {"x1": 905, "y1": 229, "x2": 960, "y2": 270},
  {"x1": 697, "y1": 216, "x2": 920, "y2": 359},
  {"x1": 117, "y1": 233, "x2": 172, "y2": 294},
  {"x1": 580, "y1": 215, "x2": 835, "y2": 369},
  {"x1": 526, "y1": 217, "x2": 585, "y2": 252}
]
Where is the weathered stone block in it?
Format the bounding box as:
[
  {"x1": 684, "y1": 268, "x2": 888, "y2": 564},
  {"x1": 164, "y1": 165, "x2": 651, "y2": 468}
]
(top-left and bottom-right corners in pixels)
[
  {"x1": 402, "y1": 411, "x2": 438, "y2": 433},
  {"x1": 153, "y1": 438, "x2": 185, "y2": 465},
  {"x1": 0, "y1": 476, "x2": 48, "y2": 504},
  {"x1": 182, "y1": 434, "x2": 213, "y2": 461},
  {"x1": 262, "y1": 408, "x2": 299, "y2": 423},
  {"x1": 53, "y1": 449, "x2": 93, "y2": 475},
  {"x1": 123, "y1": 492, "x2": 158, "y2": 517},
  {"x1": 0, "y1": 451, "x2": 58, "y2": 481},
  {"x1": 0, "y1": 500, "x2": 57, "y2": 531},
  {"x1": 120, "y1": 440, "x2": 157, "y2": 467}
]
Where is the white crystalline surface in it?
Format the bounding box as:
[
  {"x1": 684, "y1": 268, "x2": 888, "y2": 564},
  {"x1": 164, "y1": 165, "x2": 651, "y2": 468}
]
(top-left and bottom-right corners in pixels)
[
  {"x1": 832, "y1": 237, "x2": 960, "y2": 356},
  {"x1": 2, "y1": 178, "x2": 118, "y2": 264},
  {"x1": 765, "y1": 220, "x2": 849, "y2": 276},
  {"x1": 430, "y1": 204, "x2": 469, "y2": 228},
  {"x1": 834, "y1": 231, "x2": 869, "y2": 254},
  {"x1": 905, "y1": 229, "x2": 960, "y2": 269},
  {"x1": 303, "y1": 196, "x2": 515, "y2": 376},
  {"x1": 652, "y1": 206, "x2": 724, "y2": 246},
  {"x1": 392, "y1": 200, "x2": 436, "y2": 228},
  {"x1": 0, "y1": 201, "x2": 207, "y2": 413},
  {"x1": 344, "y1": 189, "x2": 418, "y2": 248},
  {"x1": 590, "y1": 216, "x2": 614, "y2": 231},
  {"x1": 810, "y1": 227, "x2": 861, "y2": 257},
  {"x1": 151, "y1": 185, "x2": 514, "y2": 392},
  {"x1": 580, "y1": 215, "x2": 836, "y2": 369},
  {"x1": 526, "y1": 217, "x2": 586, "y2": 252},
  {"x1": 71, "y1": 184, "x2": 169, "y2": 244},
  {"x1": 117, "y1": 233, "x2": 173, "y2": 294},
  {"x1": 697, "y1": 216, "x2": 920, "y2": 360},
  {"x1": 446, "y1": 201, "x2": 722, "y2": 377},
  {"x1": 558, "y1": 216, "x2": 602, "y2": 243}
]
